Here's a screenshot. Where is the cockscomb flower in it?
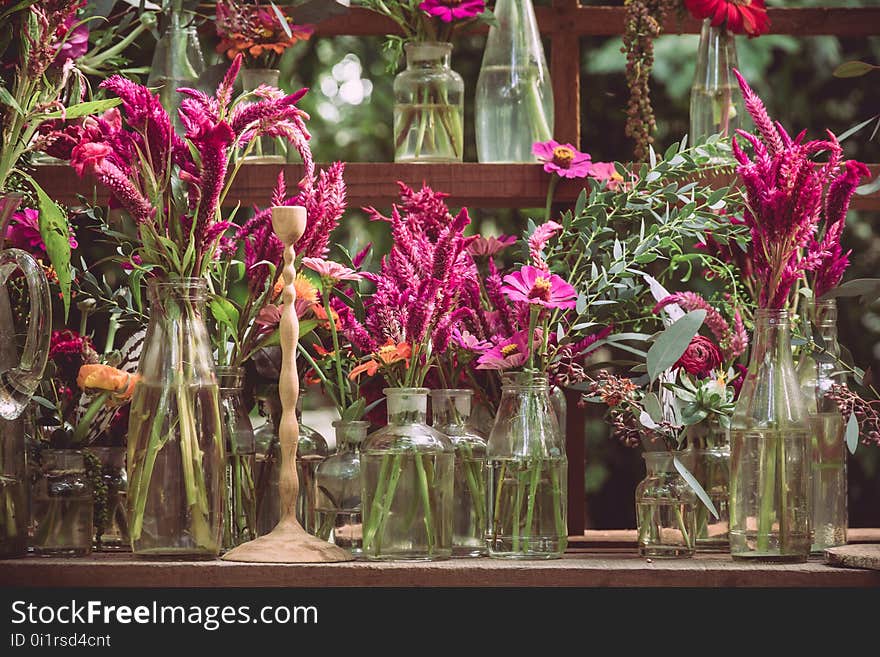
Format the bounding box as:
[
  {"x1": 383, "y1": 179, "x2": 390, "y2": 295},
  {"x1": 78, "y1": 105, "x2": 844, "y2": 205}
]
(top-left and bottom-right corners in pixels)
[
  {"x1": 533, "y1": 140, "x2": 592, "y2": 179},
  {"x1": 5, "y1": 207, "x2": 77, "y2": 258},
  {"x1": 502, "y1": 265, "x2": 577, "y2": 310},
  {"x1": 419, "y1": 0, "x2": 486, "y2": 22},
  {"x1": 528, "y1": 220, "x2": 562, "y2": 271},
  {"x1": 302, "y1": 257, "x2": 363, "y2": 285}
]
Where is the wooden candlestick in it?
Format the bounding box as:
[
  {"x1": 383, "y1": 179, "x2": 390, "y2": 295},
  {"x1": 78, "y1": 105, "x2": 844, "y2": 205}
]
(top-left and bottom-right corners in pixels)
[{"x1": 222, "y1": 206, "x2": 352, "y2": 563}]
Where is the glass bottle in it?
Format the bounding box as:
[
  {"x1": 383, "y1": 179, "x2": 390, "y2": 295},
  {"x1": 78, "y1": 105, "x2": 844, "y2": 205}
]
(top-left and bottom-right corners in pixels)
[
  {"x1": 729, "y1": 309, "x2": 811, "y2": 562},
  {"x1": 297, "y1": 400, "x2": 328, "y2": 535},
  {"x1": 315, "y1": 420, "x2": 369, "y2": 556},
  {"x1": 253, "y1": 395, "x2": 281, "y2": 537},
  {"x1": 430, "y1": 389, "x2": 487, "y2": 557},
  {"x1": 31, "y1": 449, "x2": 93, "y2": 556},
  {"x1": 487, "y1": 371, "x2": 568, "y2": 560},
  {"x1": 475, "y1": 0, "x2": 553, "y2": 162},
  {"x1": 217, "y1": 367, "x2": 257, "y2": 549},
  {"x1": 361, "y1": 388, "x2": 454, "y2": 560},
  {"x1": 85, "y1": 446, "x2": 129, "y2": 552},
  {"x1": 126, "y1": 278, "x2": 225, "y2": 558},
  {"x1": 393, "y1": 42, "x2": 464, "y2": 163},
  {"x1": 797, "y1": 299, "x2": 847, "y2": 553},
  {"x1": 686, "y1": 422, "x2": 730, "y2": 551},
  {"x1": 147, "y1": 3, "x2": 205, "y2": 133},
  {"x1": 689, "y1": 19, "x2": 745, "y2": 144},
  {"x1": 240, "y1": 68, "x2": 288, "y2": 163},
  {"x1": 636, "y1": 451, "x2": 697, "y2": 558}
]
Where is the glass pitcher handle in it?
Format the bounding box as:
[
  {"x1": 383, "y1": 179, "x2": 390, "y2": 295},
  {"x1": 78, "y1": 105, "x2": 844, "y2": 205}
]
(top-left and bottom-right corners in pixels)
[{"x1": 0, "y1": 248, "x2": 51, "y2": 420}]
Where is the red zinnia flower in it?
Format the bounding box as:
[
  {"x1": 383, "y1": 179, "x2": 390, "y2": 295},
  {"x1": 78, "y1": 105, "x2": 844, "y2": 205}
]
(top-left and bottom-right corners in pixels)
[
  {"x1": 684, "y1": 0, "x2": 770, "y2": 37},
  {"x1": 419, "y1": 0, "x2": 486, "y2": 22}
]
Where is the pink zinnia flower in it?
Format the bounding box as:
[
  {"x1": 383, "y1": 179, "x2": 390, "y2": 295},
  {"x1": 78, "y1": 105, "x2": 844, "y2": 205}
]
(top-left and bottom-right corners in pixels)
[
  {"x1": 588, "y1": 161, "x2": 625, "y2": 190},
  {"x1": 54, "y1": 15, "x2": 89, "y2": 65},
  {"x1": 476, "y1": 331, "x2": 533, "y2": 370},
  {"x1": 452, "y1": 328, "x2": 493, "y2": 353},
  {"x1": 419, "y1": 0, "x2": 485, "y2": 22},
  {"x1": 501, "y1": 265, "x2": 577, "y2": 309},
  {"x1": 468, "y1": 234, "x2": 516, "y2": 258},
  {"x1": 533, "y1": 140, "x2": 592, "y2": 179},
  {"x1": 302, "y1": 257, "x2": 363, "y2": 284}
]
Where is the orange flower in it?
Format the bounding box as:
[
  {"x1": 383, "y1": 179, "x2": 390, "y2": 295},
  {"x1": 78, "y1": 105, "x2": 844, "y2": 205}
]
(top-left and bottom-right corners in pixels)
[
  {"x1": 313, "y1": 303, "x2": 341, "y2": 330},
  {"x1": 348, "y1": 341, "x2": 412, "y2": 381},
  {"x1": 294, "y1": 274, "x2": 317, "y2": 304},
  {"x1": 77, "y1": 364, "x2": 140, "y2": 400},
  {"x1": 272, "y1": 276, "x2": 284, "y2": 299},
  {"x1": 313, "y1": 344, "x2": 335, "y2": 357}
]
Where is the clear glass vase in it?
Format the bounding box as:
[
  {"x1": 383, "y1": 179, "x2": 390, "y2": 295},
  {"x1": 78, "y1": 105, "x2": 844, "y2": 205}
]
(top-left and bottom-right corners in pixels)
[
  {"x1": 361, "y1": 388, "x2": 454, "y2": 561},
  {"x1": 475, "y1": 0, "x2": 553, "y2": 162},
  {"x1": 393, "y1": 42, "x2": 464, "y2": 163},
  {"x1": 689, "y1": 19, "x2": 745, "y2": 144},
  {"x1": 797, "y1": 299, "x2": 847, "y2": 553},
  {"x1": 636, "y1": 451, "x2": 697, "y2": 558},
  {"x1": 298, "y1": 405, "x2": 328, "y2": 536},
  {"x1": 729, "y1": 309, "x2": 811, "y2": 562},
  {"x1": 240, "y1": 68, "x2": 288, "y2": 164},
  {"x1": 430, "y1": 389, "x2": 487, "y2": 557},
  {"x1": 486, "y1": 371, "x2": 568, "y2": 560},
  {"x1": 315, "y1": 420, "x2": 369, "y2": 556},
  {"x1": 85, "y1": 446, "x2": 129, "y2": 552},
  {"x1": 31, "y1": 449, "x2": 93, "y2": 556},
  {"x1": 146, "y1": 6, "x2": 204, "y2": 133},
  {"x1": 126, "y1": 279, "x2": 225, "y2": 559},
  {"x1": 685, "y1": 423, "x2": 730, "y2": 551},
  {"x1": 218, "y1": 367, "x2": 257, "y2": 550}
]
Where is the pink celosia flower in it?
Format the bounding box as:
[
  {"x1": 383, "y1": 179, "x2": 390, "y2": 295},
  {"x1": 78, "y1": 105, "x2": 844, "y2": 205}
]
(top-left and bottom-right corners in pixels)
[
  {"x1": 5, "y1": 207, "x2": 77, "y2": 258},
  {"x1": 468, "y1": 234, "x2": 516, "y2": 258},
  {"x1": 528, "y1": 220, "x2": 562, "y2": 271},
  {"x1": 653, "y1": 292, "x2": 747, "y2": 360},
  {"x1": 302, "y1": 258, "x2": 363, "y2": 284},
  {"x1": 533, "y1": 140, "x2": 592, "y2": 179},
  {"x1": 419, "y1": 0, "x2": 485, "y2": 22},
  {"x1": 476, "y1": 331, "x2": 533, "y2": 370},
  {"x1": 502, "y1": 265, "x2": 577, "y2": 310}
]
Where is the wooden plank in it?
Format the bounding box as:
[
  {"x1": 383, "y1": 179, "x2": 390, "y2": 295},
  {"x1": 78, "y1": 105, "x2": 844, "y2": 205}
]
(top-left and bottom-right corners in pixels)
[
  {"x1": 571, "y1": 527, "x2": 880, "y2": 548},
  {"x1": 314, "y1": 7, "x2": 880, "y2": 38},
  {"x1": 564, "y1": 387, "x2": 586, "y2": 536},
  {"x1": 30, "y1": 163, "x2": 880, "y2": 211},
  {"x1": 1, "y1": 551, "x2": 879, "y2": 588},
  {"x1": 550, "y1": 30, "x2": 581, "y2": 146}
]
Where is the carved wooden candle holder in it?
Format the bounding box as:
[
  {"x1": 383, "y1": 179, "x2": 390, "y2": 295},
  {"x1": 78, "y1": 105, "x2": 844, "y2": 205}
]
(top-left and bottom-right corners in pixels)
[{"x1": 222, "y1": 206, "x2": 352, "y2": 563}]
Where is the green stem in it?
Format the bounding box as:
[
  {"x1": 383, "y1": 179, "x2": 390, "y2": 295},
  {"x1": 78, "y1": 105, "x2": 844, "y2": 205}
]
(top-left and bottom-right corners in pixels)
[
  {"x1": 674, "y1": 506, "x2": 693, "y2": 551},
  {"x1": 757, "y1": 431, "x2": 777, "y2": 553},
  {"x1": 414, "y1": 453, "x2": 435, "y2": 554},
  {"x1": 323, "y1": 289, "x2": 347, "y2": 411},
  {"x1": 71, "y1": 392, "x2": 111, "y2": 446},
  {"x1": 544, "y1": 175, "x2": 560, "y2": 222}
]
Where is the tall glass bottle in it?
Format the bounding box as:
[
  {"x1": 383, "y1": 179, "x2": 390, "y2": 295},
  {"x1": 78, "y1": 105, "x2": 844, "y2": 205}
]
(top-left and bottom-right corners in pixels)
[
  {"x1": 689, "y1": 19, "x2": 744, "y2": 144},
  {"x1": 126, "y1": 278, "x2": 224, "y2": 558},
  {"x1": 361, "y1": 388, "x2": 454, "y2": 561},
  {"x1": 430, "y1": 389, "x2": 487, "y2": 557},
  {"x1": 393, "y1": 42, "x2": 464, "y2": 163},
  {"x1": 217, "y1": 367, "x2": 257, "y2": 549},
  {"x1": 487, "y1": 371, "x2": 568, "y2": 560},
  {"x1": 729, "y1": 309, "x2": 811, "y2": 562},
  {"x1": 315, "y1": 420, "x2": 369, "y2": 556},
  {"x1": 797, "y1": 299, "x2": 847, "y2": 552},
  {"x1": 475, "y1": 0, "x2": 553, "y2": 162}
]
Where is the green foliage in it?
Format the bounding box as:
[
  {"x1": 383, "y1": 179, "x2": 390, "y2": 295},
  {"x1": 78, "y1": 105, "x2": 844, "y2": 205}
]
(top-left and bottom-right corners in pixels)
[{"x1": 647, "y1": 310, "x2": 705, "y2": 382}]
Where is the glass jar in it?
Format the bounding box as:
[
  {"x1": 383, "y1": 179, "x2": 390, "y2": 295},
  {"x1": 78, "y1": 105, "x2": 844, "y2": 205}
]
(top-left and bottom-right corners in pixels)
[
  {"x1": 689, "y1": 20, "x2": 745, "y2": 144},
  {"x1": 31, "y1": 450, "x2": 93, "y2": 556},
  {"x1": 218, "y1": 367, "x2": 257, "y2": 550},
  {"x1": 361, "y1": 388, "x2": 454, "y2": 561},
  {"x1": 475, "y1": 0, "x2": 553, "y2": 162},
  {"x1": 127, "y1": 278, "x2": 225, "y2": 559},
  {"x1": 298, "y1": 409, "x2": 328, "y2": 535},
  {"x1": 430, "y1": 389, "x2": 487, "y2": 557},
  {"x1": 85, "y1": 447, "x2": 129, "y2": 552},
  {"x1": 254, "y1": 397, "x2": 281, "y2": 537},
  {"x1": 315, "y1": 420, "x2": 369, "y2": 556},
  {"x1": 240, "y1": 68, "x2": 288, "y2": 163},
  {"x1": 636, "y1": 451, "x2": 697, "y2": 558},
  {"x1": 486, "y1": 371, "x2": 568, "y2": 560},
  {"x1": 393, "y1": 42, "x2": 464, "y2": 163},
  {"x1": 797, "y1": 299, "x2": 847, "y2": 553},
  {"x1": 685, "y1": 423, "x2": 730, "y2": 551},
  {"x1": 729, "y1": 309, "x2": 811, "y2": 562}
]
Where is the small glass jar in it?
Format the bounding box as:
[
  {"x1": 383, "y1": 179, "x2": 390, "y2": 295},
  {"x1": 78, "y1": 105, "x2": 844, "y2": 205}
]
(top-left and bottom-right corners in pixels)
[
  {"x1": 685, "y1": 423, "x2": 729, "y2": 551},
  {"x1": 636, "y1": 451, "x2": 697, "y2": 558},
  {"x1": 218, "y1": 367, "x2": 257, "y2": 550},
  {"x1": 315, "y1": 420, "x2": 369, "y2": 556},
  {"x1": 361, "y1": 388, "x2": 454, "y2": 561},
  {"x1": 240, "y1": 68, "x2": 288, "y2": 163},
  {"x1": 31, "y1": 450, "x2": 93, "y2": 556},
  {"x1": 430, "y1": 389, "x2": 487, "y2": 557},
  {"x1": 85, "y1": 447, "x2": 129, "y2": 552},
  {"x1": 486, "y1": 371, "x2": 568, "y2": 560},
  {"x1": 393, "y1": 42, "x2": 464, "y2": 163}
]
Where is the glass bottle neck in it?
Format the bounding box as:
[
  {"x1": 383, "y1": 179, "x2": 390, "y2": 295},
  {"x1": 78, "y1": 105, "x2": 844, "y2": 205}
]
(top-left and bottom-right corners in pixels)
[
  {"x1": 147, "y1": 277, "x2": 208, "y2": 311},
  {"x1": 333, "y1": 420, "x2": 369, "y2": 452},
  {"x1": 385, "y1": 387, "x2": 429, "y2": 425},
  {"x1": 216, "y1": 366, "x2": 245, "y2": 392},
  {"x1": 805, "y1": 300, "x2": 839, "y2": 348},
  {"x1": 405, "y1": 42, "x2": 452, "y2": 70},
  {"x1": 750, "y1": 309, "x2": 795, "y2": 371},
  {"x1": 430, "y1": 389, "x2": 473, "y2": 430},
  {"x1": 643, "y1": 451, "x2": 682, "y2": 475},
  {"x1": 695, "y1": 18, "x2": 738, "y2": 87}
]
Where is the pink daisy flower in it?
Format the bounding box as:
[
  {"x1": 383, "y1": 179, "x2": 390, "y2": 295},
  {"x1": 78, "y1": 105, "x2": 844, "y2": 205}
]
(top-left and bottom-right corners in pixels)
[
  {"x1": 468, "y1": 234, "x2": 516, "y2": 257},
  {"x1": 501, "y1": 265, "x2": 577, "y2": 309},
  {"x1": 302, "y1": 257, "x2": 363, "y2": 284},
  {"x1": 476, "y1": 331, "x2": 533, "y2": 370},
  {"x1": 419, "y1": 0, "x2": 486, "y2": 22},
  {"x1": 533, "y1": 140, "x2": 592, "y2": 178}
]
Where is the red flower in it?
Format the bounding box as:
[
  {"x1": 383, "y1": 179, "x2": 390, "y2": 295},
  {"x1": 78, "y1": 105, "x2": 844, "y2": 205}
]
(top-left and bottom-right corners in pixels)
[
  {"x1": 419, "y1": 0, "x2": 486, "y2": 22},
  {"x1": 70, "y1": 141, "x2": 112, "y2": 176},
  {"x1": 675, "y1": 335, "x2": 723, "y2": 378},
  {"x1": 684, "y1": 0, "x2": 770, "y2": 37}
]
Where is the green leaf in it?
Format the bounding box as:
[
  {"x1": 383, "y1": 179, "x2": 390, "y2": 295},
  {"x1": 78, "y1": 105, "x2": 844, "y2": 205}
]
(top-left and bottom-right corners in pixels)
[
  {"x1": 674, "y1": 456, "x2": 719, "y2": 520},
  {"x1": 574, "y1": 189, "x2": 587, "y2": 217},
  {"x1": 646, "y1": 310, "x2": 706, "y2": 382},
  {"x1": 341, "y1": 397, "x2": 366, "y2": 422},
  {"x1": 833, "y1": 61, "x2": 879, "y2": 78},
  {"x1": 846, "y1": 412, "x2": 859, "y2": 455},
  {"x1": 0, "y1": 86, "x2": 23, "y2": 116},
  {"x1": 29, "y1": 179, "x2": 71, "y2": 317},
  {"x1": 298, "y1": 318, "x2": 318, "y2": 339},
  {"x1": 643, "y1": 392, "x2": 663, "y2": 423},
  {"x1": 210, "y1": 297, "x2": 241, "y2": 332},
  {"x1": 40, "y1": 98, "x2": 122, "y2": 121}
]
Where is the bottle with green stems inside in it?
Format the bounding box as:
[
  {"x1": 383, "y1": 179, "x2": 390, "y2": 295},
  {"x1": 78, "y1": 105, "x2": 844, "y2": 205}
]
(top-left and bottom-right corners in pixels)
[{"x1": 486, "y1": 371, "x2": 568, "y2": 560}]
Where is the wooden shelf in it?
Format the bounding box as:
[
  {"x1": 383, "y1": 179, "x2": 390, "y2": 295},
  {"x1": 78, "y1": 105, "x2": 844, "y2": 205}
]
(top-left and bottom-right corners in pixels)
[
  {"x1": 30, "y1": 163, "x2": 880, "y2": 212},
  {"x1": 2, "y1": 530, "x2": 878, "y2": 588}
]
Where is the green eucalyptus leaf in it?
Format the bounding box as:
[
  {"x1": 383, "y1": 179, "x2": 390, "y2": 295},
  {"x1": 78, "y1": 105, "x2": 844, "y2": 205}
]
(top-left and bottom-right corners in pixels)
[
  {"x1": 833, "y1": 60, "x2": 878, "y2": 78},
  {"x1": 643, "y1": 392, "x2": 663, "y2": 423},
  {"x1": 674, "y1": 456, "x2": 719, "y2": 520},
  {"x1": 846, "y1": 412, "x2": 859, "y2": 455},
  {"x1": 647, "y1": 310, "x2": 706, "y2": 382}
]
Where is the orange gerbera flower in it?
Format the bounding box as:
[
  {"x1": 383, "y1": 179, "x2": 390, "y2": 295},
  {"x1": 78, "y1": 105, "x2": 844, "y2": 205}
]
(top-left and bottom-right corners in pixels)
[
  {"x1": 294, "y1": 274, "x2": 318, "y2": 305},
  {"x1": 77, "y1": 364, "x2": 140, "y2": 400},
  {"x1": 313, "y1": 303, "x2": 341, "y2": 330},
  {"x1": 348, "y1": 341, "x2": 412, "y2": 380}
]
